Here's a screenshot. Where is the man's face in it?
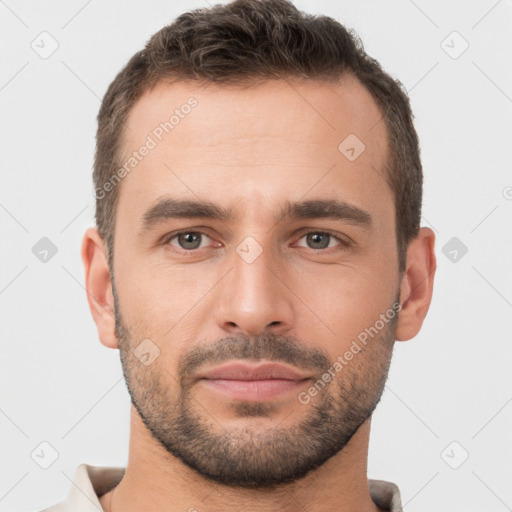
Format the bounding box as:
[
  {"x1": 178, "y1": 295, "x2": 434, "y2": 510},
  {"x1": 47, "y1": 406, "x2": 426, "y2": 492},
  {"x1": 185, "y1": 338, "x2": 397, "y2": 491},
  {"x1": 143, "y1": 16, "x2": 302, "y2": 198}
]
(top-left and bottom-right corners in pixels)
[{"x1": 112, "y1": 76, "x2": 401, "y2": 487}]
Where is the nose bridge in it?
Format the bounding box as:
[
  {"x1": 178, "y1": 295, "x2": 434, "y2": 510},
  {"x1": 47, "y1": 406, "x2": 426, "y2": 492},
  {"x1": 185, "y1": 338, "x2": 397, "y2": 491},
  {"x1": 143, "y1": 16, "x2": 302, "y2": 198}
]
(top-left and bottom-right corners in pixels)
[{"x1": 214, "y1": 233, "x2": 294, "y2": 336}]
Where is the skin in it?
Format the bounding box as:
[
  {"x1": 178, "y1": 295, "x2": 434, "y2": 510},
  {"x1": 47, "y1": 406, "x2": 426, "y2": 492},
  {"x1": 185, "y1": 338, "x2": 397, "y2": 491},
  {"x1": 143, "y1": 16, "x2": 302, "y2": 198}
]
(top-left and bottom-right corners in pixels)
[{"x1": 82, "y1": 75, "x2": 436, "y2": 512}]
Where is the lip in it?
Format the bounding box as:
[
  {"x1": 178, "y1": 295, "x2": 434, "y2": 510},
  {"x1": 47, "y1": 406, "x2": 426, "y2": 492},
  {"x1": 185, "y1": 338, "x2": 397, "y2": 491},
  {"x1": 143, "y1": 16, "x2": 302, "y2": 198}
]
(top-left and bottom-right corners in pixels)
[
  {"x1": 198, "y1": 362, "x2": 311, "y2": 402},
  {"x1": 198, "y1": 362, "x2": 311, "y2": 381}
]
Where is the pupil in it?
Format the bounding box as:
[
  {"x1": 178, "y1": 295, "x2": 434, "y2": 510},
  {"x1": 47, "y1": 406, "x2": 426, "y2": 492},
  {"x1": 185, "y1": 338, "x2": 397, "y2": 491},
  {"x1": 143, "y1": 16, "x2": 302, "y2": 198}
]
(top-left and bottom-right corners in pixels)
[
  {"x1": 180, "y1": 232, "x2": 200, "y2": 249},
  {"x1": 308, "y1": 233, "x2": 329, "y2": 249}
]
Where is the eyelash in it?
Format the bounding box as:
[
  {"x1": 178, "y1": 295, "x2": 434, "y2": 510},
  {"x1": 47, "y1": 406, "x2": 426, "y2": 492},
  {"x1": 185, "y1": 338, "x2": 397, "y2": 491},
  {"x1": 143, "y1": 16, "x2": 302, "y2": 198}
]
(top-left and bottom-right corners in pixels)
[{"x1": 162, "y1": 229, "x2": 351, "y2": 253}]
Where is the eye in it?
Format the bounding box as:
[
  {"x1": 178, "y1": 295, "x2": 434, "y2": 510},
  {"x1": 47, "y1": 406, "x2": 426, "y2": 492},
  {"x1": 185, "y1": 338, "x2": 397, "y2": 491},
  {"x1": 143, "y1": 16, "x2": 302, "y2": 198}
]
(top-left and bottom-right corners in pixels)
[
  {"x1": 295, "y1": 231, "x2": 348, "y2": 250},
  {"x1": 162, "y1": 229, "x2": 350, "y2": 253},
  {"x1": 165, "y1": 231, "x2": 213, "y2": 251}
]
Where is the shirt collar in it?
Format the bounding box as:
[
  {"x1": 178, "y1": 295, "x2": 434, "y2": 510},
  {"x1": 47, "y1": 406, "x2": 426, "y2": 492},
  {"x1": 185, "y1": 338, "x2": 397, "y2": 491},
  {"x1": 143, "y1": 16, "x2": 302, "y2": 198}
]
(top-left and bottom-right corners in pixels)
[{"x1": 61, "y1": 464, "x2": 402, "y2": 511}]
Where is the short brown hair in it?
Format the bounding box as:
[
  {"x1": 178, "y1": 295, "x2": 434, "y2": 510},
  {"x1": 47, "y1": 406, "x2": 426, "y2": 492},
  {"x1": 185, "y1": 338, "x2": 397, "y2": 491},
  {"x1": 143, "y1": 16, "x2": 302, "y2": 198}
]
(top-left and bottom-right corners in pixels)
[{"x1": 94, "y1": 0, "x2": 422, "y2": 273}]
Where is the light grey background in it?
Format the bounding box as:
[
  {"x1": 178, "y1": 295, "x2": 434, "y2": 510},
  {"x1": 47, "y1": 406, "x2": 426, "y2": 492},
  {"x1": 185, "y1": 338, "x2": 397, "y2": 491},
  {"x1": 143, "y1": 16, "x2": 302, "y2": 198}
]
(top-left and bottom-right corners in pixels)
[{"x1": 1, "y1": 1, "x2": 511, "y2": 511}]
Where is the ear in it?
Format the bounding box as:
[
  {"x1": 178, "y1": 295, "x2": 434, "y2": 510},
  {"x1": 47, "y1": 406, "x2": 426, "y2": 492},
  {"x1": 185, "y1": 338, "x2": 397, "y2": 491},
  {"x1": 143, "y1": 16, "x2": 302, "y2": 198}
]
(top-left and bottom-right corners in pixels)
[
  {"x1": 81, "y1": 227, "x2": 118, "y2": 349},
  {"x1": 395, "y1": 227, "x2": 436, "y2": 341}
]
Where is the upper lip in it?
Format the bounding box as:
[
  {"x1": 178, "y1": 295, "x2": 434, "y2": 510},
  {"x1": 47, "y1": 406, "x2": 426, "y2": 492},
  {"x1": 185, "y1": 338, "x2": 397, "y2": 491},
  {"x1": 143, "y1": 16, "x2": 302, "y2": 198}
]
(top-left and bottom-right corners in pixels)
[{"x1": 198, "y1": 362, "x2": 311, "y2": 381}]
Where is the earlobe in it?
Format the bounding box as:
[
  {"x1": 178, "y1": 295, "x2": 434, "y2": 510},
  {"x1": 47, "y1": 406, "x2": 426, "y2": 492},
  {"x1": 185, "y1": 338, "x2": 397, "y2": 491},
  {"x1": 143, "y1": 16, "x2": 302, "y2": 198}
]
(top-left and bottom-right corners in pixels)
[
  {"x1": 81, "y1": 227, "x2": 119, "y2": 349},
  {"x1": 395, "y1": 227, "x2": 436, "y2": 341}
]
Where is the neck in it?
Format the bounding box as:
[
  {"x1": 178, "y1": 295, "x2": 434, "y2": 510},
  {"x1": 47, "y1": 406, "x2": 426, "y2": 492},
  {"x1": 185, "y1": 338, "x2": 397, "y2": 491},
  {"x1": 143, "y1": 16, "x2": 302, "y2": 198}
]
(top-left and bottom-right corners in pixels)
[{"x1": 100, "y1": 406, "x2": 383, "y2": 512}]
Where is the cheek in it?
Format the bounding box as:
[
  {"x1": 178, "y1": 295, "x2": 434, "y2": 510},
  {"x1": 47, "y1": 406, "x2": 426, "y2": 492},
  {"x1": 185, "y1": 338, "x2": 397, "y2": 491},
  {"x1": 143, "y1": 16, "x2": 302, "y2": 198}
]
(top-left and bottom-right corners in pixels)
[
  {"x1": 115, "y1": 258, "x2": 219, "y2": 331},
  {"x1": 292, "y1": 259, "x2": 397, "y2": 347}
]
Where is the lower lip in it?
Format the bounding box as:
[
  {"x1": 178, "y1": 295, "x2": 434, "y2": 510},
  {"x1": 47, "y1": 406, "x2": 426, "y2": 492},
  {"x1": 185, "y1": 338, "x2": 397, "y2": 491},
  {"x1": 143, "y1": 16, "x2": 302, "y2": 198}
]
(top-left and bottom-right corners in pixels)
[{"x1": 200, "y1": 378, "x2": 309, "y2": 401}]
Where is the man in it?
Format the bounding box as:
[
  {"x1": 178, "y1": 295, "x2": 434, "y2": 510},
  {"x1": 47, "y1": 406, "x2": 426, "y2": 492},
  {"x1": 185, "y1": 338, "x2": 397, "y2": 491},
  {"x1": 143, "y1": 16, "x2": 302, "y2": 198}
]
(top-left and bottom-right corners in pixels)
[{"x1": 44, "y1": 0, "x2": 436, "y2": 510}]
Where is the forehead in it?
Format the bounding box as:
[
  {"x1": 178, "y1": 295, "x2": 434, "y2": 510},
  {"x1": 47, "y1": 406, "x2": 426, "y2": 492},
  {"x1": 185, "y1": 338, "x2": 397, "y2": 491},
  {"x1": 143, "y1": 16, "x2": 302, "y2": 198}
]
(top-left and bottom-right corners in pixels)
[
  {"x1": 123, "y1": 75, "x2": 387, "y2": 155},
  {"x1": 116, "y1": 75, "x2": 391, "y2": 228}
]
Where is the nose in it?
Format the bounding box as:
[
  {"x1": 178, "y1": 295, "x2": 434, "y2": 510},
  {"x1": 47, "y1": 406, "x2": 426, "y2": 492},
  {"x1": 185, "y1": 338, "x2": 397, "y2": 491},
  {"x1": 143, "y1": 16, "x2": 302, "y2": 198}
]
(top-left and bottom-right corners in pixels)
[{"x1": 213, "y1": 241, "x2": 295, "y2": 337}]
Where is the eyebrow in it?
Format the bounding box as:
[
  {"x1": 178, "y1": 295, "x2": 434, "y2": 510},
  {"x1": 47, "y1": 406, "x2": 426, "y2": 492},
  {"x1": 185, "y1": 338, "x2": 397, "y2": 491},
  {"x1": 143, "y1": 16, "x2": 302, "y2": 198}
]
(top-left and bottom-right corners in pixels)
[{"x1": 139, "y1": 197, "x2": 372, "y2": 235}]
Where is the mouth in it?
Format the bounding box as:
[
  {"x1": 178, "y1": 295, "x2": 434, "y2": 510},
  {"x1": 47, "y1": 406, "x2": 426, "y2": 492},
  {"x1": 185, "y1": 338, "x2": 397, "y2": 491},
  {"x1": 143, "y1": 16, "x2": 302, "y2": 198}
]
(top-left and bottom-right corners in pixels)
[{"x1": 197, "y1": 361, "x2": 311, "y2": 401}]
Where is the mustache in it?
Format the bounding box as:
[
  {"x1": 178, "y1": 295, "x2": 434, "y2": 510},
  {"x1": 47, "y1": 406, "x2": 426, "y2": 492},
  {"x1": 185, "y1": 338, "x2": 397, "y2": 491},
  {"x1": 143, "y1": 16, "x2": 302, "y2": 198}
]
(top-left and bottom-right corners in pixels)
[{"x1": 178, "y1": 333, "x2": 331, "y2": 384}]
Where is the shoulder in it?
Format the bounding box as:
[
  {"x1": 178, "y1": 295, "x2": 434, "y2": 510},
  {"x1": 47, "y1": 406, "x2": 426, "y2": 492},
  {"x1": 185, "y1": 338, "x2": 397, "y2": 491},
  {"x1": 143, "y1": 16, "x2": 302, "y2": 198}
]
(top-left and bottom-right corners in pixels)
[{"x1": 33, "y1": 463, "x2": 125, "y2": 512}]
